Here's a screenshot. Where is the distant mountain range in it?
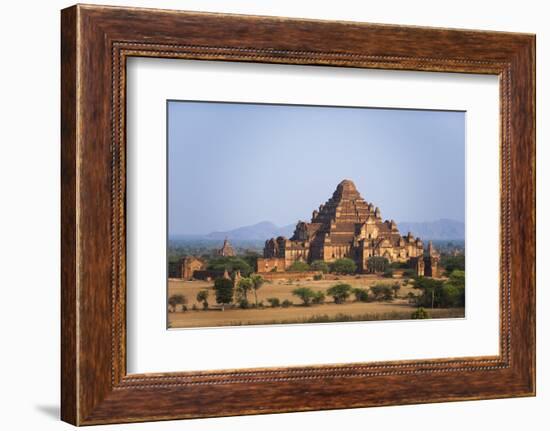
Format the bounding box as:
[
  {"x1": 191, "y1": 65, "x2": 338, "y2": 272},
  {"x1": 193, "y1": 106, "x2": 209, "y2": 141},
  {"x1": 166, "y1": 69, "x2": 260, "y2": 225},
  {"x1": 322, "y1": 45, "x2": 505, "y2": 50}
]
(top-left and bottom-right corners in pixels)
[
  {"x1": 397, "y1": 219, "x2": 465, "y2": 240},
  {"x1": 203, "y1": 221, "x2": 295, "y2": 241},
  {"x1": 174, "y1": 218, "x2": 465, "y2": 242}
]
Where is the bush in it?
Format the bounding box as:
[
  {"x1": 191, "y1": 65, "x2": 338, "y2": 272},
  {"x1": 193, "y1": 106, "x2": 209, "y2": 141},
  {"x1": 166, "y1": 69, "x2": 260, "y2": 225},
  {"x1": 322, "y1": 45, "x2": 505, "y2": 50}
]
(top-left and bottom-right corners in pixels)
[
  {"x1": 326, "y1": 283, "x2": 353, "y2": 304},
  {"x1": 390, "y1": 261, "x2": 410, "y2": 269},
  {"x1": 196, "y1": 289, "x2": 209, "y2": 310},
  {"x1": 411, "y1": 307, "x2": 430, "y2": 319},
  {"x1": 267, "y1": 297, "x2": 280, "y2": 307},
  {"x1": 258, "y1": 300, "x2": 265, "y2": 308},
  {"x1": 168, "y1": 294, "x2": 187, "y2": 312},
  {"x1": 312, "y1": 291, "x2": 326, "y2": 304},
  {"x1": 370, "y1": 283, "x2": 394, "y2": 301},
  {"x1": 239, "y1": 298, "x2": 250, "y2": 309},
  {"x1": 366, "y1": 256, "x2": 389, "y2": 273},
  {"x1": 310, "y1": 260, "x2": 329, "y2": 273},
  {"x1": 402, "y1": 268, "x2": 416, "y2": 278},
  {"x1": 383, "y1": 268, "x2": 394, "y2": 278},
  {"x1": 391, "y1": 282, "x2": 401, "y2": 298},
  {"x1": 191, "y1": 304, "x2": 198, "y2": 311},
  {"x1": 353, "y1": 287, "x2": 370, "y2": 302},
  {"x1": 292, "y1": 287, "x2": 316, "y2": 306},
  {"x1": 289, "y1": 261, "x2": 310, "y2": 272},
  {"x1": 281, "y1": 299, "x2": 293, "y2": 308},
  {"x1": 330, "y1": 258, "x2": 357, "y2": 274},
  {"x1": 313, "y1": 274, "x2": 323, "y2": 281}
]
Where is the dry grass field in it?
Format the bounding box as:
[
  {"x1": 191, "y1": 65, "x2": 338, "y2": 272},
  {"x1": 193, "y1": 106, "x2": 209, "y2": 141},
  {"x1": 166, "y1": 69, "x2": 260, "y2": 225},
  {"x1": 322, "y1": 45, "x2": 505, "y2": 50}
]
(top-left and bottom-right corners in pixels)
[{"x1": 167, "y1": 274, "x2": 464, "y2": 328}]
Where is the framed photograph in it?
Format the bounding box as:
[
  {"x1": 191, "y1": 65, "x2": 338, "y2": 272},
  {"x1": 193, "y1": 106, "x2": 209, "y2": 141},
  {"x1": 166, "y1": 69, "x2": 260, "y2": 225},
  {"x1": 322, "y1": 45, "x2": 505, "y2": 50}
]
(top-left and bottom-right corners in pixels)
[{"x1": 61, "y1": 4, "x2": 535, "y2": 425}]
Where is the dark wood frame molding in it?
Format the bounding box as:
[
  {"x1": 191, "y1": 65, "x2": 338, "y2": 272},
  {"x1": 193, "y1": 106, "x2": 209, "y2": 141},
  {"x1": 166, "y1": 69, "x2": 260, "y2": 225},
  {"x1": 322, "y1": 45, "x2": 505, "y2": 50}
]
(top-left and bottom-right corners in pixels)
[{"x1": 61, "y1": 4, "x2": 535, "y2": 425}]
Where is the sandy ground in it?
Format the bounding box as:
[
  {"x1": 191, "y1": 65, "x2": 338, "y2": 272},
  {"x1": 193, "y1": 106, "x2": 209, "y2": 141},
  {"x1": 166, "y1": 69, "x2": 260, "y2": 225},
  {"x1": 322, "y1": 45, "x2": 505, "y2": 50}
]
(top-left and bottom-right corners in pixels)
[{"x1": 167, "y1": 274, "x2": 462, "y2": 328}]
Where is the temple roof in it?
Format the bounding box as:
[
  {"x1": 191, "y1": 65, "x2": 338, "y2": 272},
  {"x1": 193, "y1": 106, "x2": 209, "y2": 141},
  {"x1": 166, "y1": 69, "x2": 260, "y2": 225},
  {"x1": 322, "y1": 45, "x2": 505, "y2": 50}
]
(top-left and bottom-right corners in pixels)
[{"x1": 289, "y1": 179, "x2": 404, "y2": 246}]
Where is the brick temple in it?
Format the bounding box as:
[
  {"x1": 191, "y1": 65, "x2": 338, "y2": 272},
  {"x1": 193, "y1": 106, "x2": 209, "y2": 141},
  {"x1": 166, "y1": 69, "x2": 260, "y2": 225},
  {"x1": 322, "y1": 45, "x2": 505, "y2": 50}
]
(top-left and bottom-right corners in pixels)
[{"x1": 258, "y1": 179, "x2": 439, "y2": 276}]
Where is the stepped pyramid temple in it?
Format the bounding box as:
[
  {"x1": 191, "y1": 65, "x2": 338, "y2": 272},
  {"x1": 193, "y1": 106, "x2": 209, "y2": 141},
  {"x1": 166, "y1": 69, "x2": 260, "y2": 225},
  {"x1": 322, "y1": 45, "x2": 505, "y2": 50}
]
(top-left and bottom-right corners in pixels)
[{"x1": 258, "y1": 179, "x2": 439, "y2": 276}]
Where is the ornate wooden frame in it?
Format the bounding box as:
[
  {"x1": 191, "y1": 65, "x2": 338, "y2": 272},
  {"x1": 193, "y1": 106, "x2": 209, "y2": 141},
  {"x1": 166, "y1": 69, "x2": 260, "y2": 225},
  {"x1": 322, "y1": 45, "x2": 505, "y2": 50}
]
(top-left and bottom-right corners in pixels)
[{"x1": 61, "y1": 4, "x2": 535, "y2": 425}]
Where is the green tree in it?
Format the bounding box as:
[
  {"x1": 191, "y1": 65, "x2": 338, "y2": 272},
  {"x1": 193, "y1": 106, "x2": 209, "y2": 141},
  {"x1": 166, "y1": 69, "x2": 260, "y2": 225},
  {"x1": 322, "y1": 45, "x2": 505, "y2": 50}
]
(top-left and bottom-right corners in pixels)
[
  {"x1": 312, "y1": 291, "x2": 325, "y2": 304},
  {"x1": 250, "y1": 274, "x2": 265, "y2": 306},
  {"x1": 196, "y1": 290, "x2": 209, "y2": 310},
  {"x1": 366, "y1": 256, "x2": 389, "y2": 273},
  {"x1": 237, "y1": 277, "x2": 253, "y2": 301},
  {"x1": 440, "y1": 254, "x2": 465, "y2": 275},
  {"x1": 330, "y1": 258, "x2": 357, "y2": 274},
  {"x1": 207, "y1": 256, "x2": 253, "y2": 276},
  {"x1": 352, "y1": 287, "x2": 370, "y2": 302},
  {"x1": 292, "y1": 287, "x2": 316, "y2": 306},
  {"x1": 168, "y1": 294, "x2": 187, "y2": 312},
  {"x1": 310, "y1": 260, "x2": 329, "y2": 273},
  {"x1": 440, "y1": 270, "x2": 465, "y2": 307},
  {"x1": 288, "y1": 261, "x2": 310, "y2": 272},
  {"x1": 413, "y1": 277, "x2": 444, "y2": 308},
  {"x1": 326, "y1": 283, "x2": 353, "y2": 304},
  {"x1": 213, "y1": 278, "x2": 234, "y2": 311},
  {"x1": 370, "y1": 283, "x2": 394, "y2": 301},
  {"x1": 242, "y1": 251, "x2": 261, "y2": 271}
]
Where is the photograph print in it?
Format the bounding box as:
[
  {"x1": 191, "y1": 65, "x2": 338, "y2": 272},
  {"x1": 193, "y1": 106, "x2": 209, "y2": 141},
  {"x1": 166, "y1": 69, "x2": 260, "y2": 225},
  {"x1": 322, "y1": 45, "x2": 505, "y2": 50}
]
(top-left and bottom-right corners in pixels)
[{"x1": 167, "y1": 101, "x2": 466, "y2": 329}]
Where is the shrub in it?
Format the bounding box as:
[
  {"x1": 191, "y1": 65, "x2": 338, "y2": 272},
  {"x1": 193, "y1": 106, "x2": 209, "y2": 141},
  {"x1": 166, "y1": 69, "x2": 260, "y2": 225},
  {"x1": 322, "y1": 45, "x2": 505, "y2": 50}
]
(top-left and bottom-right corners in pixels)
[
  {"x1": 313, "y1": 274, "x2": 323, "y2": 281},
  {"x1": 191, "y1": 304, "x2": 198, "y2": 311},
  {"x1": 402, "y1": 268, "x2": 417, "y2": 278},
  {"x1": 281, "y1": 299, "x2": 293, "y2": 308},
  {"x1": 326, "y1": 283, "x2": 353, "y2": 304},
  {"x1": 196, "y1": 289, "x2": 209, "y2": 310},
  {"x1": 353, "y1": 287, "x2": 370, "y2": 302},
  {"x1": 366, "y1": 256, "x2": 389, "y2": 273},
  {"x1": 411, "y1": 307, "x2": 430, "y2": 319},
  {"x1": 311, "y1": 291, "x2": 326, "y2": 304},
  {"x1": 370, "y1": 284, "x2": 394, "y2": 301},
  {"x1": 213, "y1": 277, "x2": 234, "y2": 311},
  {"x1": 330, "y1": 258, "x2": 357, "y2": 274},
  {"x1": 270, "y1": 267, "x2": 278, "y2": 272},
  {"x1": 391, "y1": 283, "x2": 401, "y2": 298},
  {"x1": 289, "y1": 261, "x2": 310, "y2": 272},
  {"x1": 239, "y1": 298, "x2": 250, "y2": 309},
  {"x1": 383, "y1": 268, "x2": 394, "y2": 278},
  {"x1": 310, "y1": 260, "x2": 329, "y2": 273},
  {"x1": 258, "y1": 300, "x2": 265, "y2": 308},
  {"x1": 168, "y1": 294, "x2": 187, "y2": 312},
  {"x1": 267, "y1": 297, "x2": 280, "y2": 307},
  {"x1": 292, "y1": 287, "x2": 316, "y2": 306}
]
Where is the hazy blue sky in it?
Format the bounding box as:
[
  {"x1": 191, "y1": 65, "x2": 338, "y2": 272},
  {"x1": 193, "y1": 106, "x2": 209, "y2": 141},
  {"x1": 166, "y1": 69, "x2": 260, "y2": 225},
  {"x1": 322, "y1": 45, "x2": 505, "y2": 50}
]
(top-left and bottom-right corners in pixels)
[{"x1": 168, "y1": 101, "x2": 465, "y2": 236}]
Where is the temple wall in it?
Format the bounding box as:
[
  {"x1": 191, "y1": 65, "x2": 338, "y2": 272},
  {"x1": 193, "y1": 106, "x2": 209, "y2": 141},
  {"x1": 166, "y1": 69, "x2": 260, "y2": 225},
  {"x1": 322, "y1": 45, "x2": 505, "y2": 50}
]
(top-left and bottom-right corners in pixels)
[{"x1": 257, "y1": 257, "x2": 286, "y2": 273}]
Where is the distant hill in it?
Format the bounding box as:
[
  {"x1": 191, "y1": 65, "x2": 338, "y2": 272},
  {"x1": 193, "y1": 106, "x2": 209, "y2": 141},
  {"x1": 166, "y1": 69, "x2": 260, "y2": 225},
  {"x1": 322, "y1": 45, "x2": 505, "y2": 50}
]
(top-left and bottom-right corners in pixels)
[
  {"x1": 204, "y1": 221, "x2": 295, "y2": 241},
  {"x1": 172, "y1": 218, "x2": 464, "y2": 243},
  {"x1": 397, "y1": 219, "x2": 465, "y2": 240}
]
